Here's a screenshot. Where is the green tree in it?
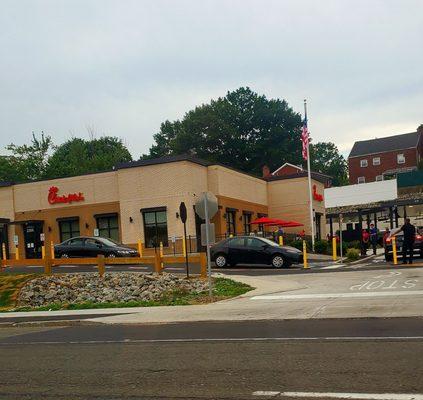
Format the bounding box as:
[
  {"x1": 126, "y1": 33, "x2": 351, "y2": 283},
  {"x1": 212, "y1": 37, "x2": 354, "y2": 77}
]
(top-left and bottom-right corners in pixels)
[
  {"x1": 310, "y1": 141, "x2": 348, "y2": 186},
  {"x1": 144, "y1": 87, "x2": 303, "y2": 175},
  {"x1": 0, "y1": 132, "x2": 53, "y2": 182},
  {"x1": 44, "y1": 136, "x2": 132, "y2": 178}
]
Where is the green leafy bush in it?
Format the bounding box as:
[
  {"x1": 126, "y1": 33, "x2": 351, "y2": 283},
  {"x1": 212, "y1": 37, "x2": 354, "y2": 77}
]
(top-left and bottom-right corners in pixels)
[
  {"x1": 346, "y1": 248, "x2": 360, "y2": 261},
  {"x1": 314, "y1": 240, "x2": 329, "y2": 254},
  {"x1": 346, "y1": 240, "x2": 361, "y2": 250}
]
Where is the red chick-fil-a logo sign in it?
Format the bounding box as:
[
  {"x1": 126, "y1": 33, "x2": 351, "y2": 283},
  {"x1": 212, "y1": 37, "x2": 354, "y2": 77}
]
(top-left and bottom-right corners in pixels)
[
  {"x1": 48, "y1": 186, "x2": 85, "y2": 205},
  {"x1": 312, "y1": 184, "x2": 324, "y2": 202}
]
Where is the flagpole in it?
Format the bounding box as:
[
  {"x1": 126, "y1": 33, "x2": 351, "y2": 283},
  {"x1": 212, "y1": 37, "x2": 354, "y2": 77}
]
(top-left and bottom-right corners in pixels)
[{"x1": 304, "y1": 99, "x2": 315, "y2": 252}]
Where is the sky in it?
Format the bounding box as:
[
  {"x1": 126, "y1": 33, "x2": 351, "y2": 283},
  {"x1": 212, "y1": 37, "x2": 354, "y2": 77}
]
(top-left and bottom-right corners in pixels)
[{"x1": 1, "y1": 0, "x2": 422, "y2": 159}]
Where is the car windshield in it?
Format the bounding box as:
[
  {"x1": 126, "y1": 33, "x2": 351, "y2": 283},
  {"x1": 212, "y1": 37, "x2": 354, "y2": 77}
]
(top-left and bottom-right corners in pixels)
[
  {"x1": 97, "y1": 237, "x2": 120, "y2": 247},
  {"x1": 258, "y1": 237, "x2": 280, "y2": 247}
]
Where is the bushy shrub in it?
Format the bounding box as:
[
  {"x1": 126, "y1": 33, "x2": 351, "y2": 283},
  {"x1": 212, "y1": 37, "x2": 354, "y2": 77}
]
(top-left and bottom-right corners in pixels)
[
  {"x1": 314, "y1": 240, "x2": 329, "y2": 254},
  {"x1": 346, "y1": 248, "x2": 360, "y2": 261},
  {"x1": 346, "y1": 240, "x2": 361, "y2": 250},
  {"x1": 288, "y1": 239, "x2": 312, "y2": 252}
]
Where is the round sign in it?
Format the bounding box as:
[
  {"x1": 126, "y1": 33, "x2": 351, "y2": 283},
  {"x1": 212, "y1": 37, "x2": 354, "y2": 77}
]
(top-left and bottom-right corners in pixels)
[{"x1": 195, "y1": 192, "x2": 218, "y2": 220}]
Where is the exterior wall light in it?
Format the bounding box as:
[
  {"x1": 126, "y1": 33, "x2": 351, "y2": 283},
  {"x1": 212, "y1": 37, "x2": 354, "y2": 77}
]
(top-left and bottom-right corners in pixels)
[
  {"x1": 176, "y1": 212, "x2": 180, "y2": 219},
  {"x1": 85, "y1": 223, "x2": 89, "y2": 229},
  {"x1": 129, "y1": 217, "x2": 133, "y2": 223}
]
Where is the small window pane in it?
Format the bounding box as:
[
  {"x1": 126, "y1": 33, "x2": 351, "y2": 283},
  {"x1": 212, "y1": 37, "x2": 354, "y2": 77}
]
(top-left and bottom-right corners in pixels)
[
  {"x1": 156, "y1": 211, "x2": 167, "y2": 224},
  {"x1": 373, "y1": 157, "x2": 381, "y2": 165},
  {"x1": 144, "y1": 212, "x2": 156, "y2": 225}
]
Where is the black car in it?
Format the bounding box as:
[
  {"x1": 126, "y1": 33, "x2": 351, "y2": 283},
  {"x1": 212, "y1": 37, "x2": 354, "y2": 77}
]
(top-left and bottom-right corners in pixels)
[
  {"x1": 210, "y1": 236, "x2": 303, "y2": 268},
  {"x1": 384, "y1": 228, "x2": 423, "y2": 261},
  {"x1": 54, "y1": 236, "x2": 139, "y2": 258}
]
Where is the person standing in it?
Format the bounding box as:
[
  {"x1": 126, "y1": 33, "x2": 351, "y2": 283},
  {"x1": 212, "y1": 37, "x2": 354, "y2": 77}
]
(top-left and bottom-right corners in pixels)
[
  {"x1": 400, "y1": 218, "x2": 416, "y2": 264},
  {"x1": 369, "y1": 223, "x2": 378, "y2": 255},
  {"x1": 275, "y1": 226, "x2": 284, "y2": 244},
  {"x1": 361, "y1": 229, "x2": 370, "y2": 256}
]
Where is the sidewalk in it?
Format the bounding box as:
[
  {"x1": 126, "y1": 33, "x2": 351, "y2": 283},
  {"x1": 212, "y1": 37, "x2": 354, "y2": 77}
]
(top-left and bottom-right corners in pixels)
[{"x1": 2, "y1": 267, "x2": 422, "y2": 325}]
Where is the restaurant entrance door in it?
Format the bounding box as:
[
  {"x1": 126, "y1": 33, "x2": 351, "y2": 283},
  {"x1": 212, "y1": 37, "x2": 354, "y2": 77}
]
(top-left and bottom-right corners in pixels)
[{"x1": 23, "y1": 222, "x2": 44, "y2": 259}]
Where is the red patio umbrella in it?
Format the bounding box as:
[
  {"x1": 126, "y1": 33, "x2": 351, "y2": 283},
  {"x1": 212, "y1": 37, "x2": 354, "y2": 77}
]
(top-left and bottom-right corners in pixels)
[
  {"x1": 250, "y1": 217, "x2": 282, "y2": 225},
  {"x1": 250, "y1": 217, "x2": 303, "y2": 228}
]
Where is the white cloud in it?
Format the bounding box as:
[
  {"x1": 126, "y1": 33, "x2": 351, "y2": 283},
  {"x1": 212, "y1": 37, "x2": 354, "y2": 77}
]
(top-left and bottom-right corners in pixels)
[{"x1": 0, "y1": 0, "x2": 421, "y2": 159}]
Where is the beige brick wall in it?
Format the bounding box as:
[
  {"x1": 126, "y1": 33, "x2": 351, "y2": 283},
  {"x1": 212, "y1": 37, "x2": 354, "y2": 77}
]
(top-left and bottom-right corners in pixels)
[
  {"x1": 268, "y1": 178, "x2": 327, "y2": 238},
  {"x1": 118, "y1": 161, "x2": 208, "y2": 245},
  {"x1": 0, "y1": 186, "x2": 16, "y2": 255},
  {"x1": 207, "y1": 166, "x2": 267, "y2": 205},
  {"x1": 13, "y1": 171, "x2": 119, "y2": 212}
]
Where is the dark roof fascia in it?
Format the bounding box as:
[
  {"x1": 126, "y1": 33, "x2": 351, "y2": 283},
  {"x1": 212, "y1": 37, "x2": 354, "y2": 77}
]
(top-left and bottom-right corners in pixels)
[
  {"x1": 348, "y1": 147, "x2": 417, "y2": 159},
  {"x1": 116, "y1": 155, "x2": 212, "y2": 170},
  {"x1": 0, "y1": 181, "x2": 14, "y2": 187},
  {"x1": 117, "y1": 155, "x2": 265, "y2": 181}
]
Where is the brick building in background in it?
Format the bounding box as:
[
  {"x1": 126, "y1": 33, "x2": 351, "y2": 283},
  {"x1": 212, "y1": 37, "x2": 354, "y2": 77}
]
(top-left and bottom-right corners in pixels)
[{"x1": 348, "y1": 130, "x2": 422, "y2": 184}]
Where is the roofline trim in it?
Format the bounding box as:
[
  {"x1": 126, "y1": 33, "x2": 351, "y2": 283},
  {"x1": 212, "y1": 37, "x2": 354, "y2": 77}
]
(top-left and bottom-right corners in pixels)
[{"x1": 348, "y1": 146, "x2": 418, "y2": 159}]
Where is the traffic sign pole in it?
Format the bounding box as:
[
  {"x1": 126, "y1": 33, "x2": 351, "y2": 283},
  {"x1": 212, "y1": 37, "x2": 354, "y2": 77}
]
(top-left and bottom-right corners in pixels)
[{"x1": 204, "y1": 195, "x2": 212, "y2": 297}]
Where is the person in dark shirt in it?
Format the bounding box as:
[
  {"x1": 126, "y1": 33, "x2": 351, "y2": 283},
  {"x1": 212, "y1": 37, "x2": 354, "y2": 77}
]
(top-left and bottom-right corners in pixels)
[
  {"x1": 369, "y1": 223, "x2": 378, "y2": 255},
  {"x1": 401, "y1": 218, "x2": 416, "y2": 264}
]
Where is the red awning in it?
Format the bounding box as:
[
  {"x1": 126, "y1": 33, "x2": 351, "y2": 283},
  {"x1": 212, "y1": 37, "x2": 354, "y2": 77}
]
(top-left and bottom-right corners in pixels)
[{"x1": 251, "y1": 217, "x2": 303, "y2": 228}]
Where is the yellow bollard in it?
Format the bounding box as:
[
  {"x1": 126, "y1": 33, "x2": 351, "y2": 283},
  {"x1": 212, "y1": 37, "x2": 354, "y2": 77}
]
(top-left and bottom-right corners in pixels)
[
  {"x1": 278, "y1": 236, "x2": 283, "y2": 246},
  {"x1": 15, "y1": 246, "x2": 19, "y2": 260},
  {"x1": 2, "y1": 243, "x2": 6, "y2": 260},
  {"x1": 332, "y1": 237, "x2": 337, "y2": 261},
  {"x1": 50, "y1": 241, "x2": 55, "y2": 260},
  {"x1": 137, "y1": 239, "x2": 143, "y2": 258},
  {"x1": 41, "y1": 245, "x2": 46, "y2": 259},
  {"x1": 392, "y1": 236, "x2": 398, "y2": 265},
  {"x1": 159, "y1": 241, "x2": 164, "y2": 269},
  {"x1": 182, "y1": 236, "x2": 187, "y2": 257},
  {"x1": 303, "y1": 240, "x2": 309, "y2": 269}
]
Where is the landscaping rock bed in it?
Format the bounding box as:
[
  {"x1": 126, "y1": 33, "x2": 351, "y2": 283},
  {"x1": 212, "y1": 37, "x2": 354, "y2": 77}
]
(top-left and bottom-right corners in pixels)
[{"x1": 17, "y1": 273, "x2": 209, "y2": 308}]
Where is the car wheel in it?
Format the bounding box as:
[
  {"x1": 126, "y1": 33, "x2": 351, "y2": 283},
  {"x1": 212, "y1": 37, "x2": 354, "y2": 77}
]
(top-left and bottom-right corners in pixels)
[
  {"x1": 215, "y1": 254, "x2": 227, "y2": 268},
  {"x1": 271, "y1": 254, "x2": 286, "y2": 268},
  {"x1": 61, "y1": 253, "x2": 69, "y2": 258}
]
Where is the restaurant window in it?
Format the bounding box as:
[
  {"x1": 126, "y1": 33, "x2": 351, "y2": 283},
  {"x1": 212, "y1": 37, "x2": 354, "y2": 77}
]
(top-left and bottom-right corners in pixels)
[
  {"x1": 142, "y1": 208, "x2": 168, "y2": 248},
  {"x1": 58, "y1": 218, "x2": 80, "y2": 242},
  {"x1": 243, "y1": 212, "x2": 252, "y2": 234},
  {"x1": 96, "y1": 214, "x2": 119, "y2": 242},
  {"x1": 226, "y1": 210, "x2": 236, "y2": 236}
]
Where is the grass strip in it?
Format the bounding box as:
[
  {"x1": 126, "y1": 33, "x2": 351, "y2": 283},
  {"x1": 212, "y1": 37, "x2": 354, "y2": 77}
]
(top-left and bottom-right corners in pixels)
[{"x1": 6, "y1": 277, "x2": 253, "y2": 312}]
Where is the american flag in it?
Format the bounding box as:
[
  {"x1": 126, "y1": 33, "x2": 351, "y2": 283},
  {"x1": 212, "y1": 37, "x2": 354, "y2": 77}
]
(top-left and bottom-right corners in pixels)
[{"x1": 301, "y1": 117, "x2": 309, "y2": 160}]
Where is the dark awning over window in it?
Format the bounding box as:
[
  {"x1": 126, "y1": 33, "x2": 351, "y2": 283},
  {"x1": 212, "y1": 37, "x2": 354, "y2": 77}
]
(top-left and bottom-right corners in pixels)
[
  {"x1": 56, "y1": 216, "x2": 79, "y2": 222},
  {"x1": 94, "y1": 213, "x2": 118, "y2": 219},
  {"x1": 140, "y1": 207, "x2": 166, "y2": 213}
]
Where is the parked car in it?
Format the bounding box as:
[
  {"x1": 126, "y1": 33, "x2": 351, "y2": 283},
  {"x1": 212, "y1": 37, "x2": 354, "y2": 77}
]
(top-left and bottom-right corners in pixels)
[
  {"x1": 54, "y1": 236, "x2": 139, "y2": 258},
  {"x1": 384, "y1": 227, "x2": 423, "y2": 261},
  {"x1": 210, "y1": 236, "x2": 303, "y2": 268}
]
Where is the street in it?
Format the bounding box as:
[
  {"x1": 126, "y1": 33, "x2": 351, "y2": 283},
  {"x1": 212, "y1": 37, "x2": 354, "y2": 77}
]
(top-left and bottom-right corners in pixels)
[{"x1": 0, "y1": 319, "x2": 422, "y2": 400}]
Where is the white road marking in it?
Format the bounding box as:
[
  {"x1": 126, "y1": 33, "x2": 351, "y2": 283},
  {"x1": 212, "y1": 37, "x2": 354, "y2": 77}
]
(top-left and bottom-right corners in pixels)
[
  {"x1": 251, "y1": 290, "x2": 423, "y2": 300},
  {"x1": 321, "y1": 264, "x2": 345, "y2": 270},
  {"x1": 2, "y1": 336, "x2": 423, "y2": 346},
  {"x1": 253, "y1": 391, "x2": 281, "y2": 396},
  {"x1": 273, "y1": 391, "x2": 423, "y2": 399}
]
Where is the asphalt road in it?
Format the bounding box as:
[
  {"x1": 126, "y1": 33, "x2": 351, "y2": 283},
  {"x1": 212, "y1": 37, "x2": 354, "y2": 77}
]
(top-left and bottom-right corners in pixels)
[{"x1": 0, "y1": 318, "x2": 422, "y2": 400}]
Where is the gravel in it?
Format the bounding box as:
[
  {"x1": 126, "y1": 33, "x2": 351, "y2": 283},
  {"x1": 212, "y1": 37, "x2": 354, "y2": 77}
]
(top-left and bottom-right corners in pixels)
[{"x1": 17, "y1": 272, "x2": 209, "y2": 308}]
